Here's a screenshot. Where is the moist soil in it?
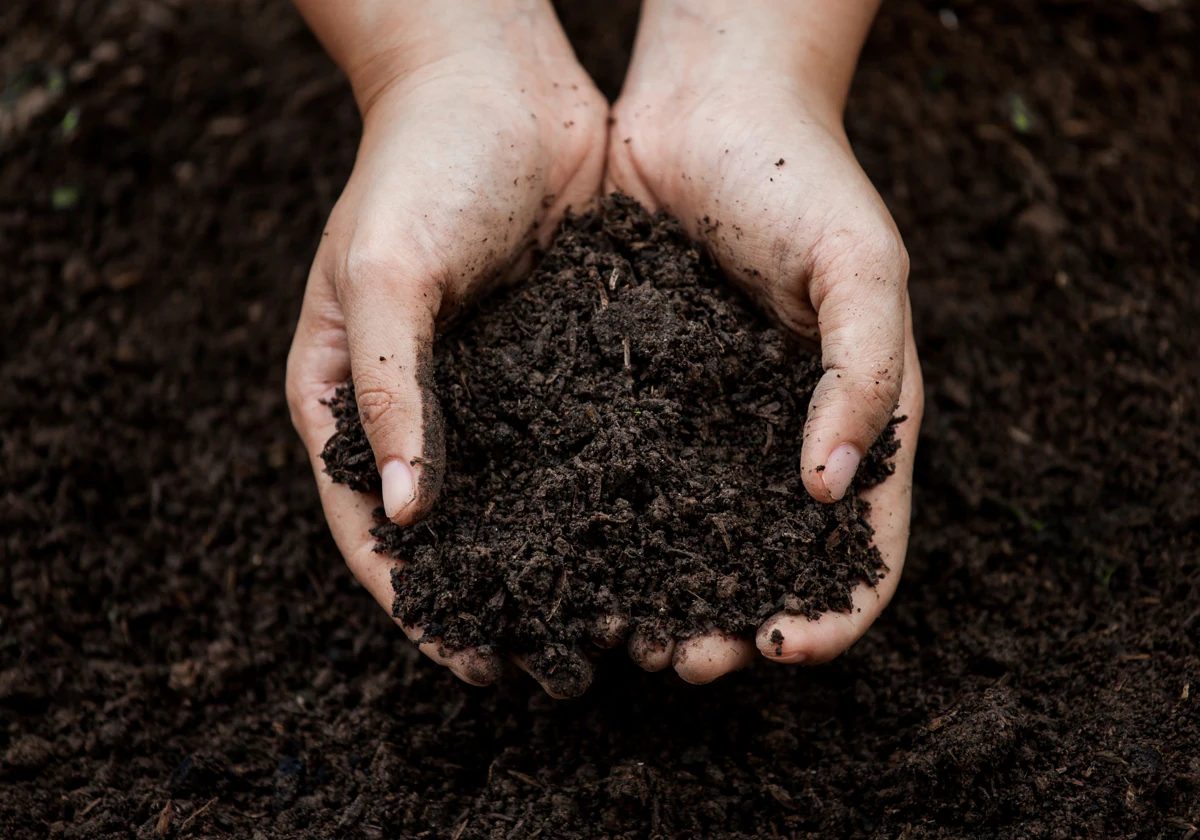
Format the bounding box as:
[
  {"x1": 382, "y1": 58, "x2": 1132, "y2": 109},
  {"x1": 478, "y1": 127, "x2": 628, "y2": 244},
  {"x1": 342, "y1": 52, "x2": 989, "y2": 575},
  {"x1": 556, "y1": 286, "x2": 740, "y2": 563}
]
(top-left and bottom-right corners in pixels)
[
  {"x1": 1, "y1": 1, "x2": 1198, "y2": 839},
  {"x1": 320, "y1": 195, "x2": 900, "y2": 694}
]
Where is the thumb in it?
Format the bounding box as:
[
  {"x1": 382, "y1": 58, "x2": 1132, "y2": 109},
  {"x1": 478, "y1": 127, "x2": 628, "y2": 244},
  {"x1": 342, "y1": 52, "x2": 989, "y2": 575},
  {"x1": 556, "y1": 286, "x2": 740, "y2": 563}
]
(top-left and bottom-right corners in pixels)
[
  {"x1": 801, "y1": 241, "x2": 908, "y2": 503},
  {"x1": 339, "y1": 255, "x2": 446, "y2": 526}
]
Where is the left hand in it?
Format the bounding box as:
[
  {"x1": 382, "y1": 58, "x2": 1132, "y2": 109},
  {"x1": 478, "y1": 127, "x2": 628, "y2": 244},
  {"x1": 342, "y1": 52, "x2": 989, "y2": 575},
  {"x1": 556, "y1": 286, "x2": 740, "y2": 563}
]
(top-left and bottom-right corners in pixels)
[
  {"x1": 286, "y1": 0, "x2": 610, "y2": 696},
  {"x1": 605, "y1": 0, "x2": 925, "y2": 684}
]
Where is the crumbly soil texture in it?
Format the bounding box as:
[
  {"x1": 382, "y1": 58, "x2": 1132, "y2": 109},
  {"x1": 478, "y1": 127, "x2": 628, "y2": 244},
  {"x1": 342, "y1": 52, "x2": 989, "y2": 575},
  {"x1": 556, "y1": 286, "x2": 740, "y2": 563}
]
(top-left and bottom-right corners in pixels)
[
  {"x1": 2, "y1": 1, "x2": 1198, "y2": 839},
  {"x1": 321, "y1": 195, "x2": 899, "y2": 681}
]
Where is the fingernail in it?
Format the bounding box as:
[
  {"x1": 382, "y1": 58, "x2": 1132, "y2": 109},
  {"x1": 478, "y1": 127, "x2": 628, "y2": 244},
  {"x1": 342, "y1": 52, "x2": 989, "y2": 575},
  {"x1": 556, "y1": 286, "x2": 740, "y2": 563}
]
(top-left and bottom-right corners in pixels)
[
  {"x1": 822, "y1": 443, "x2": 861, "y2": 501},
  {"x1": 760, "y1": 630, "x2": 810, "y2": 664},
  {"x1": 381, "y1": 459, "x2": 417, "y2": 520}
]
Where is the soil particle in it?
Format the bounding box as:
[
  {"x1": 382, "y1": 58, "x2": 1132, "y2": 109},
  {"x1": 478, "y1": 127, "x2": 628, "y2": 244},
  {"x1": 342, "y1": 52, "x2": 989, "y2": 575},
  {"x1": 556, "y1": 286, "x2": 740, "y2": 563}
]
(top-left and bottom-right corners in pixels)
[
  {"x1": 321, "y1": 196, "x2": 901, "y2": 666},
  {"x1": 770, "y1": 627, "x2": 786, "y2": 656}
]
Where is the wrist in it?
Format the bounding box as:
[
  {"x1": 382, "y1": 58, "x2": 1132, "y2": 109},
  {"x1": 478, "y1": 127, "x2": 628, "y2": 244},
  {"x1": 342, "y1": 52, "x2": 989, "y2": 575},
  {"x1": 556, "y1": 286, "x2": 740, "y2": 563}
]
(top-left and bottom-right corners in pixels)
[
  {"x1": 629, "y1": 0, "x2": 879, "y2": 124},
  {"x1": 294, "y1": 0, "x2": 576, "y2": 116}
]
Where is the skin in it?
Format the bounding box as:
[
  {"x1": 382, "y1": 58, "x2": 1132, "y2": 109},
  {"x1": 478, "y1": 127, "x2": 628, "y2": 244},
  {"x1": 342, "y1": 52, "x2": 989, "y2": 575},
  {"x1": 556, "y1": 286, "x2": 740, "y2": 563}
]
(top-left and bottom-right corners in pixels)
[
  {"x1": 286, "y1": 0, "x2": 608, "y2": 693},
  {"x1": 607, "y1": 0, "x2": 925, "y2": 683},
  {"x1": 286, "y1": 0, "x2": 924, "y2": 696}
]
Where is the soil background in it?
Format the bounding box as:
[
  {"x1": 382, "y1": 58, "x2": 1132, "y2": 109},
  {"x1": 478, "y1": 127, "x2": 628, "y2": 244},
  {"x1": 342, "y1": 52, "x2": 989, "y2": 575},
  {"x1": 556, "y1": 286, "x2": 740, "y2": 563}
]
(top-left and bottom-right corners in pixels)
[{"x1": 1, "y1": 1, "x2": 1197, "y2": 839}]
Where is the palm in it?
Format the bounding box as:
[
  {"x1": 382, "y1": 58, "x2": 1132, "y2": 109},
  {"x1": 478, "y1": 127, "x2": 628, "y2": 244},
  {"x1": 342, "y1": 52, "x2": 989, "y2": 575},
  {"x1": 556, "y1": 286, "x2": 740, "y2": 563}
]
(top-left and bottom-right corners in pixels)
[
  {"x1": 605, "y1": 72, "x2": 924, "y2": 680},
  {"x1": 288, "y1": 58, "x2": 610, "y2": 695}
]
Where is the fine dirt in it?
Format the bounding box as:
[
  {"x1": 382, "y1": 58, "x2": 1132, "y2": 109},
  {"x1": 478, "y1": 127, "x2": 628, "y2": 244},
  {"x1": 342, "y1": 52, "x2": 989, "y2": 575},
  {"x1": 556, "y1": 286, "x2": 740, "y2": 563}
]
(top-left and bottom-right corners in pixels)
[
  {"x1": 321, "y1": 195, "x2": 900, "y2": 691},
  {"x1": 1, "y1": 1, "x2": 1198, "y2": 839}
]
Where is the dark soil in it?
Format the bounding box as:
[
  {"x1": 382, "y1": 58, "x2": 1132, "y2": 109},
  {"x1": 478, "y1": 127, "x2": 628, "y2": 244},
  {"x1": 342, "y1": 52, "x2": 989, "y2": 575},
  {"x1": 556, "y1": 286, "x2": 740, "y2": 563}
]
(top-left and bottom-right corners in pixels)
[
  {"x1": 2, "y1": 1, "x2": 1198, "y2": 839},
  {"x1": 321, "y1": 196, "x2": 900, "y2": 682}
]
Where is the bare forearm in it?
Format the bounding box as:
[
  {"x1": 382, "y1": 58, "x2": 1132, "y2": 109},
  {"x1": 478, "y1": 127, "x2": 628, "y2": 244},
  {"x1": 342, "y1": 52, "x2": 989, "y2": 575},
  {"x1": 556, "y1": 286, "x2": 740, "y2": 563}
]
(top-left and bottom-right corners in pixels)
[
  {"x1": 634, "y1": 0, "x2": 880, "y2": 117},
  {"x1": 291, "y1": 0, "x2": 572, "y2": 111}
]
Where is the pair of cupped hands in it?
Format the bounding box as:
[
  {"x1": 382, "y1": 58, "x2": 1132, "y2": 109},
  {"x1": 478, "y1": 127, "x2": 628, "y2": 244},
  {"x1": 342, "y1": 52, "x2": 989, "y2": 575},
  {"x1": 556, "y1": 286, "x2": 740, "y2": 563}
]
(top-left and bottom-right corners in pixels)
[{"x1": 286, "y1": 0, "x2": 923, "y2": 697}]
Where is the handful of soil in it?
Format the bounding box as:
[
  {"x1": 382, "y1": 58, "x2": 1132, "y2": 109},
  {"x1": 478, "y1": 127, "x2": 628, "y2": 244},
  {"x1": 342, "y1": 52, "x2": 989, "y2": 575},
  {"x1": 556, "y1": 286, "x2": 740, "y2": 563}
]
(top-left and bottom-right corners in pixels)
[{"x1": 322, "y1": 195, "x2": 899, "y2": 690}]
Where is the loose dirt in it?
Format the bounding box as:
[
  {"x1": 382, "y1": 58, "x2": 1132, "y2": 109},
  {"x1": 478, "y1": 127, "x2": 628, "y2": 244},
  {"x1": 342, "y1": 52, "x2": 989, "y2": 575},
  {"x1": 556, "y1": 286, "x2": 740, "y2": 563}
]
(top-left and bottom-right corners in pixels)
[
  {"x1": 1, "y1": 1, "x2": 1196, "y2": 838},
  {"x1": 321, "y1": 195, "x2": 900, "y2": 695}
]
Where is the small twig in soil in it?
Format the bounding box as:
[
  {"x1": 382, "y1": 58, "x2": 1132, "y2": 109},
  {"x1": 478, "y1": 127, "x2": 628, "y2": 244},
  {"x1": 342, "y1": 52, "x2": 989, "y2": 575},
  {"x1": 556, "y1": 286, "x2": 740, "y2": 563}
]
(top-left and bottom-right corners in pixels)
[
  {"x1": 155, "y1": 800, "x2": 173, "y2": 837},
  {"x1": 548, "y1": 570, "x2": 569, "y2": 621},
  {"x1": 762, "y1": 422, "x2": 774, "y2": 456},
  {"x1": 452, "y1": 818, "x2": 469, "y2": 840},
  {"x1": 178, "y1": 798, "x2": 217, "y2": 834},
  {"x1": 78, "y1": 798, "x2": 103, "y2": 818},
  {"x1": 566, "y1": 311, "x2": 578, "y2": 355},
  {"x1": 507, "y1": 770, "x2": 546, "y2": 790},
  {"x1": 714, "y1": 516, "x2": 733, "y2": 552},
  {"x1": 622, "y1": 336, "x2": 631, "y2": 371}
]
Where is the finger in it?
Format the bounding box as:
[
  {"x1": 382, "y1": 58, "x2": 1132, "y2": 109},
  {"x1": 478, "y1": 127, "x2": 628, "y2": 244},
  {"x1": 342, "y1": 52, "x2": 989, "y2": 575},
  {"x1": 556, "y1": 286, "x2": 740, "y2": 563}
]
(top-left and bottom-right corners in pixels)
[
  {"x1": 759, "y1": 311, "x2": 922, "y2": 664},
  {"x1": 332, "y1": 248, "x2": 446, "y2": 528},
  {"x1": 672, "y1": 633, "x2": 757, "y2": 684},
  {"x1": 400, "y1": 625, "x2": 502, "y2": 687},
  {"x1": 514, "y1": 648, "x2": 595, "y2": 699},
  {"x1": 588, "y1": 614, "x2": 630, "y2": 649},
  {"x1": 627, "y1": 627, "x2": 676, "y2": 672},
  {"x1": 800, "y1": 229, "x2": 910, "y2": 503},
  {"x1": 286, "y1": 272, "x2": 501, "y2": 687}
]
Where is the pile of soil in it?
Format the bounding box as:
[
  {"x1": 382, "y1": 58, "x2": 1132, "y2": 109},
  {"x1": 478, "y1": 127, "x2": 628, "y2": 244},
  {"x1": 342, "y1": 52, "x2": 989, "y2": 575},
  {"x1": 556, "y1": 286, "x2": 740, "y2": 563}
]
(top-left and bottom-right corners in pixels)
[
  {"x1": 321, "y1": 196, "x2": 899, "y2": 685},
  {"x1": 1, "y1": 1, "x2": 1197, "y2": 839}
]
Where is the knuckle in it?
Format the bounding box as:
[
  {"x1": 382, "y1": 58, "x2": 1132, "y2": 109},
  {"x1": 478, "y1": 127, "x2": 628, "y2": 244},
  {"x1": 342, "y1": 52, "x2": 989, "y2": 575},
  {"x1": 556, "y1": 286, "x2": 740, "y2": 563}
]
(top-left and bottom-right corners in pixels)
[
  {"x1": 336, "y1": 233, "x2": 444, "y2": 313},
  {"x1": 838, "y1": 363, "x2": 901, "y2": 405},
  {"x1": 874, "y1": 230, "x2": 910, "y2": 282},
  {"x1": 895, "y1": 238, "x2": 911, "y2": 283},
  {"x1": 813, "y1": 367, "x2": 901, "y2": 436},
  {"x1": 341, "y1": 243, "x2": 417, "y2": 294},
  {"x1": 850, "y1": 228, "x2": 909, "y2": 285},
  {"x1": 352, "y1": 373, "x2": 418, "y2": 434},
  {"x1": 851, "y1": 371, "x2": 903, "y2": 428},
  {"x1": 818, "y1": 224, "x2": 909, "y2": 292},
  {"x1": 866, "y1": 372, "x2": 903, "y2": 414}
]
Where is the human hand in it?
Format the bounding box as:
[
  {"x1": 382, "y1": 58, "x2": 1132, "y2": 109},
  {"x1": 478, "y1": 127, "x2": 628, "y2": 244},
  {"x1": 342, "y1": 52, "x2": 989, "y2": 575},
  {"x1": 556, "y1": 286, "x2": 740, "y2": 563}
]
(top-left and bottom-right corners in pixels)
[
  {"x1": 605, "y1": 0, "x2": 925, "y2": 683},
  {"x1": 285, "y1": 0, "x2": 608, "y2": 693}
]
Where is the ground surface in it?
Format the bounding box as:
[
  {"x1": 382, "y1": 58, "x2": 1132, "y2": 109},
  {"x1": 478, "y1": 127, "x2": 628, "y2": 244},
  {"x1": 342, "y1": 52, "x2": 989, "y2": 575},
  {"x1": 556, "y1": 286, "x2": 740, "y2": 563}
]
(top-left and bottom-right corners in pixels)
[{"x1": 1, "y1": 1, "x2": 1197, "y2": 838}]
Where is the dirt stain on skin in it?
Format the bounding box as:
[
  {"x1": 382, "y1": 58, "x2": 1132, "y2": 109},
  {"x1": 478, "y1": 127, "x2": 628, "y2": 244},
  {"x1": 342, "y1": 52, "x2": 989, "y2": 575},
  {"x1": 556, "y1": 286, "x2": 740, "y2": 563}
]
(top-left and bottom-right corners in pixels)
[
  {"x1": 457, "y1": 649, "x2": 503, "y2": 687},
  {"x1": 523, "y1": 646, "x2": 595, "y2": 699},
  {"x1": 769, "y1": 627, "x2": 785, "y2": 656},
  {"x1": 410, "y1": 339, "x2": 446, "y2": 516}
]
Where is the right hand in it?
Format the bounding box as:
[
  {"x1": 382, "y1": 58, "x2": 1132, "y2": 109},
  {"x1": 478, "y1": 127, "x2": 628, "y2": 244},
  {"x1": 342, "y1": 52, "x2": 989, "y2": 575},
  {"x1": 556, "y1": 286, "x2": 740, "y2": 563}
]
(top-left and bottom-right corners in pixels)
[
  {"x1": 604, "y1": 0, "x2": 923, "y2": 684},
  {"x1": 285, "y1": 3, "x2": 607, "y2": 694}
]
